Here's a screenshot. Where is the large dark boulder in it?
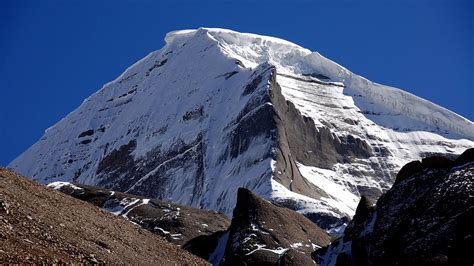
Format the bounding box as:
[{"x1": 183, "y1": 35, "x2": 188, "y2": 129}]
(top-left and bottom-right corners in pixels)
[{"x1": 221, "y1": 188, "x2": 331, "y2": 265}]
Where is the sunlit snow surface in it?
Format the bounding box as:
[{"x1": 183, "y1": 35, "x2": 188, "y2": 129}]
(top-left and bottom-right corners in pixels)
[
  {"x1": 9, "y1": 28, "x2": 474, "y2": 226},
  {"x1": 47, "y1": 181, "x2": 84, "y2": 192}
]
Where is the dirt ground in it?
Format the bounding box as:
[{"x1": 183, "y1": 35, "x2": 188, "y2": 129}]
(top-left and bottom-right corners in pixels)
[{"x1": 0, "y1": 167, "x2": 208, "y2": 265}]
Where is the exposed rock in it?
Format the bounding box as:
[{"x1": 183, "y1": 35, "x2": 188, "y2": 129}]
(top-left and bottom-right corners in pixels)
[
  {"x1": 221, "y1": 188, "x2": 331, "y2": 265},
  {"x1": 0, "y1": 168, "x2": 207, "y2": 265},
  {"x1": 183, "y1": 230, "x2": 228, "y2": 262},
  {"x1": 315, "y1": 148, "x2": 474, "y2": 266},
  {"x1": 454, "y1": 147, "x2": 474, "y2": 166},
  {"x1": 77, "y1": 129, "x2": 94, "y2": 138},
  {"x1": 52, "y1": 183, "x2": 334, "y2": 265},
  {"x1": 50, "y1": 182, "x2": 230, "y2": 246},
  {"x1": 342, "y1": 196, "x2": 373, "y2": 241},
  {"x1": 270, "y1": 67, "x2": 373, "y2": 228},
  {"x1": 302, "y1": 72, "x2": 331, "y2": 80}
]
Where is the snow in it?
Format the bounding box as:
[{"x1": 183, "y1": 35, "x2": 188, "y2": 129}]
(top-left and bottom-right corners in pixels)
[
  {"x1": 154, "y1": 227, "x2": 171, "y2": 235},
  {"x1": 290, "y1": 242, "x2": 304, "y2": 249},
  {"x1": 327, "y1": 224, "x2": 347, "y2": 237},
  {"x1": 297, "y1": 162, "x2": 359, "y2": 216},
  {"x1": 317, "y1": 239, "x2": 352, "y2": 266},
  {"x1": 9, "y1": 28, "x2": 474, "y2": 232},
  {"x1": 245, "y1": 245, "x2": 289, "y2": 256},
  {"x1": 47, "y1": 181, "x2": 83, "y2": 192},
  {"x1": 154, "y1": 227, "x2": 183, "y2": 240},
  {"x1": 242, "y1": 234, "x2": 257, "y2": 244},
  {"x1": 102, "y1": 197, "x2": 149, "y2": 217},
  {"x1": 270, "y1": 178, "x2": 349, "y2": 219}
]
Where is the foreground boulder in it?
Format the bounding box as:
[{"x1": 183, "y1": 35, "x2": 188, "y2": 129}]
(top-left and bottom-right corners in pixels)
[
  {"x1": 48, "y1": 182, "x2": 230, "y2": 246},
  {"x1": 219, "y1": 188, "x2": 331, "y2": 265},
  {"x1": 314, "y1": 148, "x2": 474, "y2": 266},
  {"x1": 0, "y1": 168, "x2": 207, "y2": 264}
]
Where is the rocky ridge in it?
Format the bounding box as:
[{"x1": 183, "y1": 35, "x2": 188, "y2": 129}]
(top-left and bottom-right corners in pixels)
[
  {"x1": 50, "y1": 182, "x2": 332, "y2": 265},
  {"x1": 314, "y1": 148, "x2": 474, "y2": 266},
  {"x1": 48, "y1": 181, "x2": 230, "y2": 246},
  {"x1": 221, "y1": 188, "x2": 331, "y2": 265}
]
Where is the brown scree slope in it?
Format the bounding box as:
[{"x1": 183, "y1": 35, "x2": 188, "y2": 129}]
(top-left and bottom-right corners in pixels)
[{"x1": 0, "y1": 167, "x2": 208, "y2": 265}]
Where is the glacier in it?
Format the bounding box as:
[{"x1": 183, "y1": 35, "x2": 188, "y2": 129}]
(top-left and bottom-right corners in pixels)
[{"x1": 9, "y1": 28, "x2": 474, "y2": 231}]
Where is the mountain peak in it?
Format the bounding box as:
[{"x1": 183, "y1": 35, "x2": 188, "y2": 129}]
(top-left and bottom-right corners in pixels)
[
  {"x1": 165, "y1": 28, "x2": 308, "y2": 51},
  {"x1": 9, "y1": 29, "x2": 474, "y2": 234},
  {"x1": 165, "y1": 28, "x2": 474, "y2": 140}
]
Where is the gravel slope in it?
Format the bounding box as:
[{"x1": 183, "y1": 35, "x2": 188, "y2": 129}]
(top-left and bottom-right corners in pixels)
[{"x1": 0, "y1": 167, "x2": 208, "y2": 264}]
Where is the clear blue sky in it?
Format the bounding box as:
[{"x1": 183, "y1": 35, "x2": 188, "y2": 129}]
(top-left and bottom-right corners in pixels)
[{"x1": 1, "y1": 0, "x2": 473, "y2": 166}]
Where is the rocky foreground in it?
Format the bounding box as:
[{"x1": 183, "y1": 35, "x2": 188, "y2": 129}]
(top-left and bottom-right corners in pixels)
[
  {"x1": 47, "y1": 181, "x2": 231, "y2": 246},
  {"x1": 0, "y1": 168, "x2": 207, "y2": 264},
  {"x1": 1, "y1": 148, "x2": 472, "y2": 265},
  {"x1": 48, "y1": 149, "x2": 474, "y2": 265},
  {"x1": 314, "y1": 148, "x2": 474, "y2": 266},
  {"x1": 50, "y1": 181, "x2": 332, "y2": 264}
]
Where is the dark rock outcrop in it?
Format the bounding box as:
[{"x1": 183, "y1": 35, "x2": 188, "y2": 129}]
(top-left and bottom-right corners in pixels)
[
  {"x1": 269, "y1": 68, "x2": 374, "y2": 229},
  {"x1": 183, "y1": 230, "x2": 229, "y2": 263},
  {"x1": 95, "y1": 134, "x2": 207, "y2": 208},
  {"x1": 221, "y1": 188, "x2": 331, "y2": 265},
  {"x1": 53, "y1": 183, "x2": 333, "y2": 265},
  {"x1": 315, "y1": 148, "x2": 474, "y2": 266},
  {"x1": 51, "y1": 183, "x2": 230, "y2": 246}
]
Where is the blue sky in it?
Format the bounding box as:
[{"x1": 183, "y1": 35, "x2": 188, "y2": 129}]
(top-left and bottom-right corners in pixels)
[{"x1": 1, "y1": 0, "x2": 472, "y2": 166}]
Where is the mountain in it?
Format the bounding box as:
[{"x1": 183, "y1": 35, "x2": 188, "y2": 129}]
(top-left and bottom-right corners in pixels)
[
  {"x1": 0, "y1": 168, "x2": 207, "y2": 264},
  {"x1": 314, "y1": 148, "x2": 474, "y2": 266},
  {"x1": 9, "y1": 28, "x2": 474, "y2": 232}
]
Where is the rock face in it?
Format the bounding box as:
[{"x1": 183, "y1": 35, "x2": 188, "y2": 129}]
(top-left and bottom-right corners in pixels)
[
  {"x1": 220, "y1": 188, "x2": 331, "y2": 265},
  {"x1": 48, "y1": 182, "x2": 230, "y2": 246},
  {"x1": 51, "y1": 184, "x2": 331, "y2": 265},
  {"x1": 9, "y1": 28, "x2": 474, "y2": 232},
  {"x1": 0, "y1": 168, "x2": 207, "y2": 265},
  {"x1": 314, "y1": 148, "x2": 474, "y2": 266}
]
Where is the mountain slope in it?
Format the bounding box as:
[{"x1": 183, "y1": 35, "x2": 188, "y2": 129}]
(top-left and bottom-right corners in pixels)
[
  {"x1": 9, "y1": 28, "x2": 474, "y2": 231},
  {"x1": 0, "y1": 168, "x2": 207, "y2": 264},
  {"x1": 47, "y1": 181, "x2": 230, "y2": 246},
  {"x1": 314, "y1": 148, "x2": 474, "y2": 265}
]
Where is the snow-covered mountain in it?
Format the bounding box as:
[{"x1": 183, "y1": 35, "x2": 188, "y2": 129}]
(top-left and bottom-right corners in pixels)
[{"x1": 9, "y1": 28, "x2": 474, "y2": 231}]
